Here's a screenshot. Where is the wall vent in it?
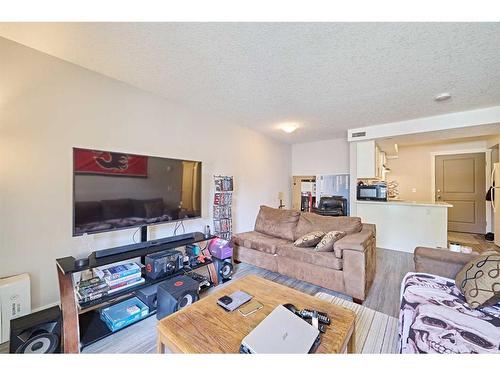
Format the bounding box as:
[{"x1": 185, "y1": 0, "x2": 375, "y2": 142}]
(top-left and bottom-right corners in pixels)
[{"x1": 351, "y1": 131, "x2": 366, "y2": 138}]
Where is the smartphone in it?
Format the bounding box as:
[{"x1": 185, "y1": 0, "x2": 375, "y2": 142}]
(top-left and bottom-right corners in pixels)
[
  {"x1": 217, "y1": 290, "x2": 252, "y2": 311},
  {"x1": 238, "y1": 300, "x2": 263, "y2": 317}
]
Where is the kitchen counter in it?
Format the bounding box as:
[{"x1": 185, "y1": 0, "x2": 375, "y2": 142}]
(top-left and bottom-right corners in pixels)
[
  {"x1": 355, "y1": 199, "x2": 451, "y2": 253},
  {"x1": 356, "y1": 200, "x2": 453, "y2": 208}
]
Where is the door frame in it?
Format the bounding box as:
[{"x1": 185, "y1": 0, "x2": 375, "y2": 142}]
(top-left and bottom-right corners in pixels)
[
  {"x1": 291, "y1": 175, "x2": 315, "y2": 211},
  {"x1": 430, "y1": 148, "x2": 492, "y2": 233}
]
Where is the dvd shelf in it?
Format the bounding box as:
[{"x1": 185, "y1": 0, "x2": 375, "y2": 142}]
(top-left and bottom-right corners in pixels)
[{"x1": 213, "y1": 175, "x2": 233, "y2": 240}]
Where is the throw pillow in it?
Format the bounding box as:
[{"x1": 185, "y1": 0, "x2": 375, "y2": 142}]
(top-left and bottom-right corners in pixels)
[
  {"x1": 314, "y1": 230, "x2": 346, "y2": 252},
  {"x1": 293, "y1": 231, "x2": 325, "y2": 247},
  {"x1": 455, "y1": 252, "x2": 500, "y2": 308}
]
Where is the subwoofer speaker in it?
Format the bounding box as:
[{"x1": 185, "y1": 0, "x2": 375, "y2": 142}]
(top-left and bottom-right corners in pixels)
[
  {"x1": 213, "y1": 257, "x2": 233, "y2": 284},
  {"x1": 9, "y1": 306, "x2": 61, "y2": 354},
  {"x1": 156, "y1": 276, "x2": 199, "y2": 320},
  {"x1": 136, "y1": 284, "x2": 158, "y2": 311}
]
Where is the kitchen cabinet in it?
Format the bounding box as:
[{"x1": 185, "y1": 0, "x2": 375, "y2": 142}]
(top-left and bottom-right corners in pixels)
[{"x1": 356, "y1": 140, "x2": 386, "y2": 180}]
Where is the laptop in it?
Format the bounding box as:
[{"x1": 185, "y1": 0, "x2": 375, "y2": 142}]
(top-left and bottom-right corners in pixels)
[{"x1": 240, "y1": 305, "x2": 320, "y2": 354}]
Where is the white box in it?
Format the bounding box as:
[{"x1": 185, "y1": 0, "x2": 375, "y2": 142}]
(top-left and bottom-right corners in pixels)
[{"x1": 0, "y1": 273, "x2": 31, "y2": 343}]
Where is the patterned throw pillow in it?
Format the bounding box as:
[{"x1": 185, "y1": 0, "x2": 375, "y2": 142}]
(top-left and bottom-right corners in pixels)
[
  {"x1": 293, "y1": 231, "x2": 325, "y2": 247},
  {"x1": 455, "y1": 252, "x2": 500, "y2": 308},
  {"x1": 314, "y1": 230, "x2": 346, "y2": 252}
]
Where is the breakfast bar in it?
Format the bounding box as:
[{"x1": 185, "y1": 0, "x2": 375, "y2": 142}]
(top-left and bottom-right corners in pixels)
[{"x1": 355, "y1": 200, "x2": 453, "y2": 253}]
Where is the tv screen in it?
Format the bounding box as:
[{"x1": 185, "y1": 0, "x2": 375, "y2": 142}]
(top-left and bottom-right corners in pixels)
[{"x1": 73, "y1": 148, "x2": 202, "y2": 236}]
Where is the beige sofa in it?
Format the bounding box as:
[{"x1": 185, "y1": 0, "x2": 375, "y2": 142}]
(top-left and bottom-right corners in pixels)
[{"x1": 232, "y1": 206, "x2": 377, "y2": 302}]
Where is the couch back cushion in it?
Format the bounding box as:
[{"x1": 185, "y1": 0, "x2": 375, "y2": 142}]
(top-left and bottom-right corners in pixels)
[
  {"x1": 294, "y1": 212, "x2": 362, "y2": 240},
  {"x1": 101, "y1": 199, "x2": 134, "y2": 220},
  {"x1": 254, "y1": 205, "x2": 300, "y2": 241},
  {"x1": 75, "y1": 201, "x2": 102, "y2": 225}
]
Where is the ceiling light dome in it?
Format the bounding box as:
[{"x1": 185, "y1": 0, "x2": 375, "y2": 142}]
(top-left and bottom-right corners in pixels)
[
  {"x1": 278, "y1": 122, "x2": 300, "y2": 133},
  {"x1": 434, "y1": 92, "x2": 452, "y2": 102}
]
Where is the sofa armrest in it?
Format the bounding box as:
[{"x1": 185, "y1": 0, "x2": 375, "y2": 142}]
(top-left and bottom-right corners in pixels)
[
  {"x1": 414, "y1": 247, "x2": 475, "y2": 279},
  {"x1": 334, "y1": 224, "x2": 375, "y2": 258}
]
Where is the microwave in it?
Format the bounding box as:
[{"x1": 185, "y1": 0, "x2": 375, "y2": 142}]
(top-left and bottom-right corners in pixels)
[{"x1": 357, "y1": 184, "x2": 388, "y2": 201}]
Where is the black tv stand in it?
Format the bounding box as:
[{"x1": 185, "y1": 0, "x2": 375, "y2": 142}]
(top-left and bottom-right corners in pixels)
[
  {"x1": 140, "y1": 225, "x2": 148, "y2": 242},
  {"x1": 55, "y1": 231, "x2": 216, "y2": 353}
]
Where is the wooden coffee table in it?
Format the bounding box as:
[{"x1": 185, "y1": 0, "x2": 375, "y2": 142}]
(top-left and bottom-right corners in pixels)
[{"x1": 157, "y1": 275, "x2": 356, "y2": 353}]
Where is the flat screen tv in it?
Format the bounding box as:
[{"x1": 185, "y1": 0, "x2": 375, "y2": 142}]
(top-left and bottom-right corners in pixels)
[{"x1": 73, "y1": 147, "x2": 202, "y2": 236}]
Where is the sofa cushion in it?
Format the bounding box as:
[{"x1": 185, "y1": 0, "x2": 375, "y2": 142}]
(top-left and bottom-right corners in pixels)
[
  {"x1": 276, "y1": 244, "x2": 343, "y2": 270},
  {"x1": 144, "y1": 200, "x2": 165, "y2": 218},
  {"x1": 254, "y1": 206, "x2": 300, "y2": 241},
  {"x1": 74, "y1": 201, "x2": 102, "y2": 225},
  {"x1": 455, "y1": 252, "x2": 500, "y2": 308},
  {"x1": 101, "y1": 199, "x2": 134, "y2": 220},
  {"x1": 233, "y1": 231, "x2": 291, "y2": 254},
  {"x1": 131, "y1": 198, "x2": 164, "y2": 218},
  {"x1": 294, "y1": 231, "x2": 325, "y2": 247},
  {"x1": 294, "y1": 212, "x2": 362, "y2": 240}
]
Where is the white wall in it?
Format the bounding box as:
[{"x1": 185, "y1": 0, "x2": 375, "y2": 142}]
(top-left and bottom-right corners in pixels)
[
  {"x1": 291, "y1": 138, "x2": 349, "y2": 175},
  {"x1": 0, "y1": 38, "x2": 291, "y2": 309},
  {"x1": 348, "y1": 106, "x2": 500, "y2": 141}
]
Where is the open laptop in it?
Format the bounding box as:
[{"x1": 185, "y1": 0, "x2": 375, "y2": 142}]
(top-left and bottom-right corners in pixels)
[{"x1": 240, "y1": 305, "x2": 320, "y2": 354}]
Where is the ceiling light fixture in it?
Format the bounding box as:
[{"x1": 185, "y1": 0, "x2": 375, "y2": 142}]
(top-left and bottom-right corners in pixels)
[
  {"x1": 278, "y1": 122, "x2": 300, "y2": 133},
  {"x1": 434, "y1": 92, "x2": 452, "y2": 102}
]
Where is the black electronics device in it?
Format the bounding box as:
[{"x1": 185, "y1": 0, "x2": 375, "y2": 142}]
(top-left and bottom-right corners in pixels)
[
  {"x1": 186, "y1": 272, "x2": 211, "y2": 290},
  {"x1": 95, "y1": 232, "x2": 195, "y2": 259},
  {"x1": 356, "y1": 182, "x2": 388, "y2": 201},
  {"x1": 135, "y1": 284, "x2": 158, "y2": 310},
  {"x1": 213, "y1": 257, "x2": 234, "y2": 284},
  {"x1": 217, "y1": 291, "x2": 252, "y2": 311},
  {"x1": 156, "y1": 276, "x2": 200, "y2": 319},
  {"x1": 145, "y1": 249, "x2": 183, "y2": 280},
  {"x1": 10, "y1": 306, "x2": 62, "y2": 354},
  {"x1": 73, "y1": 147, "x2": 202, "y2": 237},
  {"x1": 283, "y1": 303, "x2": 330, "y2": 326}
]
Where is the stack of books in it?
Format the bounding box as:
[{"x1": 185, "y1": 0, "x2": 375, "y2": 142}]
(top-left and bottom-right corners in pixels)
[
  {"x1": 96, "y1": 263, "x2": 145, "y2": 294},
  {"x1": 77, "y1": 276, "x2": 109, "y2": 303}
]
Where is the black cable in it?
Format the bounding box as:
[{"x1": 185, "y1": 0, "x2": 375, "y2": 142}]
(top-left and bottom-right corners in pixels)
[
  {"x1": 173, "y1": 220, "x2": 185, "y2": 236},
  {"x1": 132, "y1": 226, "x2": 141, "y2": 244}
]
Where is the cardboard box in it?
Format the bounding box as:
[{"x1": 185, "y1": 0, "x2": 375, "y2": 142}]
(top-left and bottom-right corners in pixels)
[{"x1": 0, "y1": 273, "x2": 31, "y2": 343}]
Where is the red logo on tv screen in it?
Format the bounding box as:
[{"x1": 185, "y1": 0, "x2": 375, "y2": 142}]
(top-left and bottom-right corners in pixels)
[{"x1": 74, "y1": 148, "x2": 148, "y2": 177}]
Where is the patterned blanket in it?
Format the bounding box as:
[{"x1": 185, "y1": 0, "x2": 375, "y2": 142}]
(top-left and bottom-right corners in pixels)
[{"x1": 398, "y1": 272, "x2": 500, "y2": 354}]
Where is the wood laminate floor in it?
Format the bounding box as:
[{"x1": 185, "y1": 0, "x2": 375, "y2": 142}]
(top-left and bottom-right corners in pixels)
[
  {"x1": 448, "y1": 231, "x2": 500, "y2": 253},
  {"x1": 1, "y1": 248, "x2": 413, "y2": 354}
]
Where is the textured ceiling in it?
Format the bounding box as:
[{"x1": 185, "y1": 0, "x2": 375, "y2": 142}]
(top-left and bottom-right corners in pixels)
[{"x1": 1, "y1": 22, "x2": 500, "y2": 143}]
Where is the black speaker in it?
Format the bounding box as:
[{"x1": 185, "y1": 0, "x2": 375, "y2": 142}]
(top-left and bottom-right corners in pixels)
[
  {"x1": 213, "y1": 257, "x2": 233, "y2": 284},
  {"x1": 9, "y1": 306, "x2": 62, "y2": 354},
  {"x1": 157, "y1": 276, "x2": 199, "y2": 320},
  {"x1": 135, "y1": 284, "x2": 158, "y2": 311}
]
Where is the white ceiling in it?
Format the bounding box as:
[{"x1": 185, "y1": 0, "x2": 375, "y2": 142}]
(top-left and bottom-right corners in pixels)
[{"x1": 1, "y1": 22, "x2": 500, "y2": 143}]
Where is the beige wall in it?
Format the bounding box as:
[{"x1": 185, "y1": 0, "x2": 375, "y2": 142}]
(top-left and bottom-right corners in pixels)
[
  {"x1": 0, "y1": 38, "x2": 291, "y2": 309},
  {"x1": 386, "y1": 139, "x2": 490, "y2": 201},
  {"x1": 292, "y1": 138, "x2": 349, "y2": 176}
]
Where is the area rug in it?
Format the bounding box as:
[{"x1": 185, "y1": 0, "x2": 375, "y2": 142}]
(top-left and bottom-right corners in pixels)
[{"x1": 315, "y1": 292, "x2": 399, "y2": 354}]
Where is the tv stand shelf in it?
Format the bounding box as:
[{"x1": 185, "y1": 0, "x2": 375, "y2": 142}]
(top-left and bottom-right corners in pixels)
[
  {"x1": 78, "y1": 259, "x2": 213, "y2": 311},
  {"x1": 57, "y1": 232, "x2": 215, "y2": 274},
  {"x1": 55, "y1": 231, "x2": 217, "y2": 353}
]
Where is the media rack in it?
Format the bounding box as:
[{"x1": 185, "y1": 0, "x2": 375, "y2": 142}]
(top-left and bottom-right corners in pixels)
[{"x1": 56, "y1": 232, "x2": 216, "y2": 353}]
